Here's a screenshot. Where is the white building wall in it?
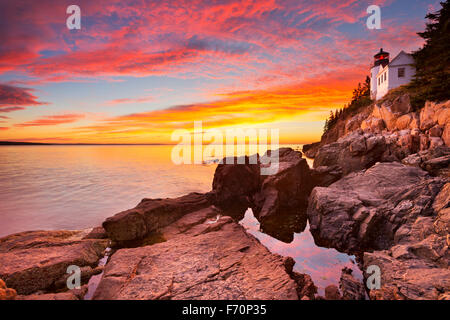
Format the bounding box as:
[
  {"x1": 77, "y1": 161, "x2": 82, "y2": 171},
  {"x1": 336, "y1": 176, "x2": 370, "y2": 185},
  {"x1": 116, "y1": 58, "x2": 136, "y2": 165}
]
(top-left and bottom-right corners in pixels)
[
  {"x1": 376, "y1": 67, "x2": 389, "y2": 100},
  {"x1": 387, "y1": 64, "x2": 415, "y2": 91},
  {"x1": 370, "y1": 65, "x2": 381, "y2": 99},
  {"x1": 373, "y1": 51, "x2": 415, "y2": 100}
]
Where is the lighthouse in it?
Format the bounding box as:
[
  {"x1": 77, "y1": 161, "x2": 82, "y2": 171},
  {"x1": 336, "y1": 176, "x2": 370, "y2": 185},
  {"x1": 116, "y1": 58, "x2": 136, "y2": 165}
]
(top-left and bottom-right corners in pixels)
[
  {"x1": 370, "y1": 48, "x2": 389, "y2": 99},
  {"x1": 370, "y1": 48, "x2": 415, "y2": 100}
]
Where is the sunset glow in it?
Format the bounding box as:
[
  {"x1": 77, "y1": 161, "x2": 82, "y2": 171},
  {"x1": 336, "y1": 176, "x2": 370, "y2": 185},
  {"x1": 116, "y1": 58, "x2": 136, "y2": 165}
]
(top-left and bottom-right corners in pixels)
[{"x1": 0, "y1": 0, "x2": 435, "y2": 144}]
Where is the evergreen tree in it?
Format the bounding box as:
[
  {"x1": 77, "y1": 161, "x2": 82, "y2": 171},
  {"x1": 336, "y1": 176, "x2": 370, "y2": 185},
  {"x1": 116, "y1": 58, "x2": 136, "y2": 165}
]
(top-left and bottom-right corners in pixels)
[
  {"x1": 409, "y1": 0, "x2": 450, "y2": 108},
  {"x1": 323, "y1": 76, "x2": 373, "y2": 134}
]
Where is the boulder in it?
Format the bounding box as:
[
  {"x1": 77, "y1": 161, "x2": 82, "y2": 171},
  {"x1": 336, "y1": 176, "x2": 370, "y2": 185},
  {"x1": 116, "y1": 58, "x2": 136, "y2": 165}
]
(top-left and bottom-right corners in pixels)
[
  {"x1": 307, "y1": 162, "x2": 445, "y2": 253},
  {"x1": 82, "y1": 226, "x2": 107, "y2": 239},
  {"x1": 420, "y1": 101, "x2": 438, "y2": 131},
  {"x1": 103, "y1": 192, "x2": 211, "y2": 242},
  {"x1": 433, "y1": 183, "x2": 450, "y2": 236},
  {"x1": 283, "y1": 256, "x2": 317, "y2": 300},
  {"x1": 93, "y1": 207, "x2": 301, "y2": 300},
  {"x1": 421, "y1": 155, "x2": 450, "y2": 176},
  {"x1": 308, "y1": 161, "x2": 449, "y2": 300},
  {"x1": 291, "y1": 272, "x2": 317, "y2": 300},
  {"x1": 360, "y1": 116, "x2": 385, "y2": 133},
  {"x1": 395, "y1": 113, "x2": 419, "y2": 131},
  {"x1": 395, "y1": 114, "x2": 413, "y2": 130},
  {"x1": 0, "y1": 230, "x2": 108, "y2": 295},
  {"x1": 209, "y1": 148, "x2": 314, "y2": 242},
  {"x1": 429, "y1": 125, "x2": 444, "y2": 137},
  {"x1": 402, "y1": 146, "x2": 450, "y2": 176},
  {"x1": 313, "y1": 131, "x2": 388, "y2": 176},
  {"x1": 372, "y1": 104, "x2": 398, "y2": 131},
  {"x1": 420, "y1": 100, "x2": 450, "y2": 131},
  {"x1": 364, "y1": 239, "x2": 450, "y2": 300},
  {"x1": 437, "y1": 107, "x2": 450, "y2": 126},
  {"x1": 396, "y1": 130, "x2": 415, "y2": 150},
  {"x1": 429, "y1": 137, "x2": 444, "y2": 149},
  {"x1": 420, "y1": 133, "x2": 430, "y2": 151},
  {"x1": 390, "y1": 94, "x2": 412, "y2": 114},
  {"x1": 211, "y1": 155, "x2": 260, "y2": 215},
  {"x1": 339, "y1": 267, "x2": 365, "y2": 300},
  {"x1": 372, "y1": 95, "x2": 412, "y2": 131},
  {"x1": 310, "y1": 165, "x2": 343, "y2": 187},
  {"x1": 252, "y1": 148, "x2": 313, "y2": 242},
  {"x1": 324, "y1": 285, "x2": 341, "y2": 300},
  {"x1": 302, "y1": 142, "x2": 320, "y2": 158},
  {"x1": 345, "y1": 113, "x2": 367, "y2": 134},
  {"x1": 443, "y1": 124, "x2": 450, "y2": 146}
]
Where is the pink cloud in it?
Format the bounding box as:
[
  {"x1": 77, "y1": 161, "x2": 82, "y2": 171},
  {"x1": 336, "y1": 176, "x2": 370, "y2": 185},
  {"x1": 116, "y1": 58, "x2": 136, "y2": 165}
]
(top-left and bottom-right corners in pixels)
[
  {"x1": 0, "y1": 0, "x2": 412, "y2": 84},
  {"x1": 105, "y1": 95, "x2": 154, "y2": 106},
  {"x1": 0, "y1": 84, "x2": 48, "y2": 113}
]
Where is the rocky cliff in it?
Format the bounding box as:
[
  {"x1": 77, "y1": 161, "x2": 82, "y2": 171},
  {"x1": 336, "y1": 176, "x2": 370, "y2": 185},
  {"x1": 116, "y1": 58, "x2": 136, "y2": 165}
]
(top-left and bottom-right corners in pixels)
[
  {"x1": 0, "y1": 95, "x2": 448, "y2": 300},
  {"x1": 305, "y1": 94, "x2": 449, "y2": 299}
]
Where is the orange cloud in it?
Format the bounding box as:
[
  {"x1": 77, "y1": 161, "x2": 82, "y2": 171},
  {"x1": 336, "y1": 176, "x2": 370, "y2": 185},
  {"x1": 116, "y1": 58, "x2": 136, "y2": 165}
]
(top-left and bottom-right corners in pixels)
[
  {"x1": 15, "y1": 114, "x2": 85, "y2": 127},
  {"x1": 69, "y1": 71, "x2": 358, "y2": 143}
]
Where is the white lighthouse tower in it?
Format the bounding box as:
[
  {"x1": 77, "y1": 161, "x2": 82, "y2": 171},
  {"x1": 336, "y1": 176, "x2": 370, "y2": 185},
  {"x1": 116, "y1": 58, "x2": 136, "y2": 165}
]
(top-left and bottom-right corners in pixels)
[{"x1": 370, "y1": 48, "x2": 389, "y2": 100}]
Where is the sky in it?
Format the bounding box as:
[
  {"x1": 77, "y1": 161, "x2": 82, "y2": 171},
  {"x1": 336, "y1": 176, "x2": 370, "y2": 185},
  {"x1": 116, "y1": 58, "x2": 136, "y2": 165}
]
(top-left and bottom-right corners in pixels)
[{"x1": 0, "y1": 0, "x2": 442, "y2": 144}]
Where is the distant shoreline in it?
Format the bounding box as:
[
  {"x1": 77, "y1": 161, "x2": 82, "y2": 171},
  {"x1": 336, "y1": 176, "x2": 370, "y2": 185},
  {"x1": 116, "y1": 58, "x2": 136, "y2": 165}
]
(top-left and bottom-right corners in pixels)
[
  {"x1": 0, "y1": 141, "x2": 308, "y2": 146},
  {"x1": 0, "y1": 141, "x2": 170, "y2": 146}
]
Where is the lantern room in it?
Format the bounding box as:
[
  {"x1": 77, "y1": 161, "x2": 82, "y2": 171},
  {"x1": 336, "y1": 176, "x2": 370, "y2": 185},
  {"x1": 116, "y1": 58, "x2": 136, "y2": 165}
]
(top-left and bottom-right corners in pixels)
[{"x1": 373, "y1": 48, "x2": 389, "y2": 67}]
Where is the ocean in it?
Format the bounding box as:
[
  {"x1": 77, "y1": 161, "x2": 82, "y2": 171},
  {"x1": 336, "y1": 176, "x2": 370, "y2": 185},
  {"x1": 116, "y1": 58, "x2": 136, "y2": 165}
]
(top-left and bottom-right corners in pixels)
[{"x1": 0, "y1": 144, "x2": 361, "y2": 294}]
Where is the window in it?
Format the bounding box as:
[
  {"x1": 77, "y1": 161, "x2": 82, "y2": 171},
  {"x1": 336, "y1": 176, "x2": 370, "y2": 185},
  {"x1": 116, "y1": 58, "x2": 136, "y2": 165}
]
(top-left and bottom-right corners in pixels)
[
  {"x1": 398, "y1": 68, "x2": 405, "y2": 78},
  {"x1": 378, "y1": 78, "x2": 380, "y2": 85},
  {"x1": 384, "y1": 73, "x2": 386, "y2": 81}
]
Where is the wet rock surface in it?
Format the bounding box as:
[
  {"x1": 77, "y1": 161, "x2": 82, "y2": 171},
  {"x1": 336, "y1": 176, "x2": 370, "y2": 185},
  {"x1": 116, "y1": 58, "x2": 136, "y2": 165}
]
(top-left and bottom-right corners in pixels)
[
  {"x1": 93, "y1": 206, "x2": 305, "y2": 300},
  {"x1": 103, "y1": 192, "x2": 211, "y2": 243},
  {"x1": 0, "y1": 230, "x2": 108, "y2": 295},
  {"x1": 308, "y1": 162, "x2": 449, "y2": 299},
  {"x1": 308, "y1": 162, "x2": 444, "y2": 253},
  {"x1": 362, "y1": 182, "x2": 449, "y2": 300},
  {"x1": 306, "y1": 96, "x2": 449, "y2": 300},
  {"x1": 209, "y1": 148, "x2": 313, "y2": 243},
  {"x1": 16, "y1": 286, "x2": 88, "y2": 300},
  {"x1": 282, "y1": 256, "x2": 317, "y2": 299}
]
